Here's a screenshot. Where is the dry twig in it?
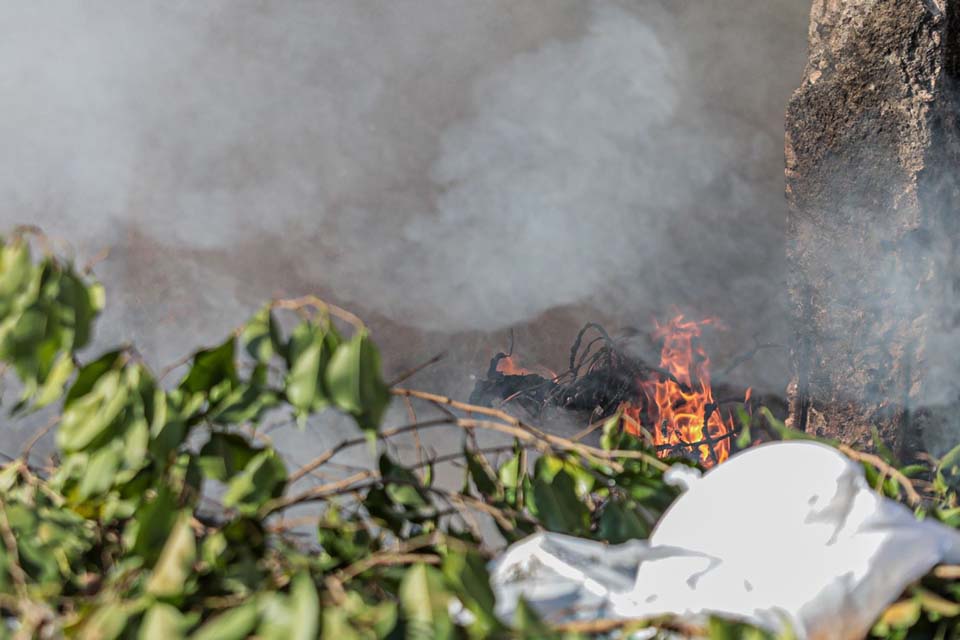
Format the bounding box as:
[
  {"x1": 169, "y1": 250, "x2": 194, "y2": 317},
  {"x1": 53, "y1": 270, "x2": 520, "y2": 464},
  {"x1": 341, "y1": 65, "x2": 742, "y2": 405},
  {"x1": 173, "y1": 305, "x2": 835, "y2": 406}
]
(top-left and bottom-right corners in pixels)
[
  {"x1": 339, "y1": 553, "x2": 441, "y2": 582},
  {"x1": 934, "y1": 565, "x2": 960, "y2": 579},
  {"x1": 838, "y1": 444, "x2": 922, "y2": 506},
  {"x1": 0, "y1": 497, "x2": 27, "y2": 599},
  {"x1": 552, "y1": 615, "x2": 705, "y2": 636},
  {"x1": 288, "y1": 418, "x2": 453, "y2": 484},
  {"x1": 20, "y1": 414, "x2": 60, "y2": 462},
  {"x1": 388, "y1": 352, "x2": 446, "y2": 387},
  {"x1": 338, "y1": 533, "x2": 441, "y2": 582},
  {"x1": 394, "y1": 388, "x2": 668, "y2": 470},
  {"x1": 272, "y1": 295, "x2": 366, "y2": 331}
]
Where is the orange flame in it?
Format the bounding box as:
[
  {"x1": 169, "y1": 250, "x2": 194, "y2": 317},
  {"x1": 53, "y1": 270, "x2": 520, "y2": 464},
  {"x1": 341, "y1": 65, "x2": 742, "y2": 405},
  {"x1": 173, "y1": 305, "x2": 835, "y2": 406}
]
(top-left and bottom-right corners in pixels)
[
  {"x1": 495, "y1": 356, "x2": 556, "y2": 380},
  {"x1": 624, "y1": 315, "x2": 734, "y2": 467}
]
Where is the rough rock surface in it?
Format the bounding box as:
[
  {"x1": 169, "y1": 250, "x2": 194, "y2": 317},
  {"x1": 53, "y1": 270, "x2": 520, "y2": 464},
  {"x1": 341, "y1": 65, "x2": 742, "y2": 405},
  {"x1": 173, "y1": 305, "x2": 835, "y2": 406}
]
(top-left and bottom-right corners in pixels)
[{"x1": 786, "y1": 0, "x2": 960, "y2": 455}]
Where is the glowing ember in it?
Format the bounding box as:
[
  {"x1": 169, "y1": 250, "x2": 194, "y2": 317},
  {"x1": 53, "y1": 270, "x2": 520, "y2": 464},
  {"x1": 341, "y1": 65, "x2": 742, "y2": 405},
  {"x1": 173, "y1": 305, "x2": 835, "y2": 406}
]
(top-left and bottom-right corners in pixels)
[
  {"x1": 624, "y1": 315, "x2": 735, "y2": 467},
  {"x1": 495, "y1": 355, "x2": 557, "y2": 380}
]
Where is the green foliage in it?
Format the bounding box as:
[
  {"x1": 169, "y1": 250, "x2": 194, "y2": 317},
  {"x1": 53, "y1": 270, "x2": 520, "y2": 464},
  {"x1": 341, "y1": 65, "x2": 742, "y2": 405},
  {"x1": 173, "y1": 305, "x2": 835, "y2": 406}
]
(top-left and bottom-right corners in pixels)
[{"x1": 0, "y1": 233, "x2": 955, "y2": 639}]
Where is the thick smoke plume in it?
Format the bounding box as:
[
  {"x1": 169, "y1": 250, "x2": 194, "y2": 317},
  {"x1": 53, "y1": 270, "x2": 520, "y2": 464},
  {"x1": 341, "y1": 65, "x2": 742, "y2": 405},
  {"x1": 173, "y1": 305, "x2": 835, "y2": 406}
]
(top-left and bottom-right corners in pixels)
[{"x1": 0, "y1": 1, "x2": 807, "y2": 401}]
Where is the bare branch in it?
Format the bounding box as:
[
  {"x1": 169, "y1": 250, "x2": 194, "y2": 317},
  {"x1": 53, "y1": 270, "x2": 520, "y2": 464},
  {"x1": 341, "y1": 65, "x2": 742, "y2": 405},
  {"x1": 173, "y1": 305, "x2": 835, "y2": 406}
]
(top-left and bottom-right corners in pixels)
[{"x1": 838, "y1": 444, "x2": 921, "y2": 506}]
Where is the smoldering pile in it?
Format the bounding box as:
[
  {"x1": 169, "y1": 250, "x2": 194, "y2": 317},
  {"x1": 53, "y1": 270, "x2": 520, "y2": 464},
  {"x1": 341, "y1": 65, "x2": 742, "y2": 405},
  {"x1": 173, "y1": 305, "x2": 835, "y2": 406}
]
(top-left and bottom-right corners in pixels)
[{"x1": 469, "y1": 320, "x2": 788, "y2": 465}]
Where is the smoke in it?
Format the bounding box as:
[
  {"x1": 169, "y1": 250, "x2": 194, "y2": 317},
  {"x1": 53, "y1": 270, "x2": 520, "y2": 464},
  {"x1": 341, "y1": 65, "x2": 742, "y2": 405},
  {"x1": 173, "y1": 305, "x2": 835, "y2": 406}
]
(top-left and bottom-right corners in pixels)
[
  {"x1": 356, "y1": 3, "x2": 725, "y2": 330},
  {"x1": 0, "y1": 1, "x2": 586, "y2": 252},
  {"x1": 0, "y1": 1, "x2": 807, "y2": 394},
  {"x1": 275, "y1": 1, "x2": 794, "y2": 343}
]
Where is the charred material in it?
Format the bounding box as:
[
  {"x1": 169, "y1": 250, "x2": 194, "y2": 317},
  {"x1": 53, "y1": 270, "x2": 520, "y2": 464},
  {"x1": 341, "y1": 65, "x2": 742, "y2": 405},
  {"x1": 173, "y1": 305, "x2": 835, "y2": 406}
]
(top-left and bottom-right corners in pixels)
[
  {"x1": 468, "y1": 352, "x2": 558, "y2": 415},
  {"x1": 470, "y1": 324, "x2": 684, "y2": 421},
  {"x1": 470, "y1": 322, "x2": 782, "y2": 463}
]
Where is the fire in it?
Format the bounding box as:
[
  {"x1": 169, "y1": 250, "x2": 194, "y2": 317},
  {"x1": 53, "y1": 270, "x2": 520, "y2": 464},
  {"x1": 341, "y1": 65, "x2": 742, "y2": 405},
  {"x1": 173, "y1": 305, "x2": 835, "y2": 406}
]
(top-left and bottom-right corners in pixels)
[
  {"x1": 495, "y1": 355, "x2": 557, "y2": 380},
  {"x1": 624, "y1": 315, "x2": 735, "y2": 467}
]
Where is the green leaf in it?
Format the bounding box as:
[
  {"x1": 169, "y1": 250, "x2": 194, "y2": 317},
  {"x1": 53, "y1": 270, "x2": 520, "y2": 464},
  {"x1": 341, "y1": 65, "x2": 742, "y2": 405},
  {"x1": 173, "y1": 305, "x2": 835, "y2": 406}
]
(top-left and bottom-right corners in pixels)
[
  {"x1": 76, "y1": 444, "x2": 122, "y2": 499},
  {"x1": 938, "y1": 442, "x2": 960, "y2": 491},
  {"x1": 761, "y1": 407, "x2": 833, "y2": 444},
  {"x1": 77, "y1": 601, "x2": 131, "y2": 640},
  {"x1": 125, "y1": 486, "x2": 179, "y2": 564},
  {"x1": 321, "y1": 608, "x2": 363, "y2": 640},
  {"x1": 708, "y1": 617, "x2": 774, "y2": 639},
  {"x1": 317, "y1": 504, "x2": 375, "y2": 567},
  {"x1": 180, "y1": 337, "x2": 237, "y2": 394},
  {"x1": 119, "y1": 409, "x2": 150, "y2": 481},
  {"x1": 423, "y1": 459, "x2": 435, "y2": 488},
  {"x1": 325, "y1": 331, "x2": 390, "y2": 432},
  {"x1": 148, "y1": 388, "x2": 187, "y2": 461},
  {"x1": 255, "y1": 593, "x2": 296, "y2": 640},
  {"x1": 600, "y1": 411, "x2": 623, "y2": 451},
  {"x1": 139, "y1": 603, "x2": 191, "y2": 640},
  {"x1": 871, "y1": 426, "x2": 899, "y2": 466},
  {"x1": 623, "y1": 475, "x2": 675, "y2": 510},
  {"x1": 0, "y1": 239, "x2": 34, "y2": 317},
  {"x1": 498, "y1": 449, "x2": 521, "y2": 490},
  {"x1": 289, "y1": 572, "x2": 320, "y2": 640},
  {"x1": 379, "y1": 454, "x2": 429, "y2": 508},
  {"x1": 442, "y1": 549, "x2": 501, "y2": 637},
  {"x1": 735, "y1": 406, "x2": 753, "y2": 450},
  {"x1": 223, "y1": 449, "x2": 287, "y2": 516},
  {"x1": 198, "y1": 433, "x2": 259, "y2": 482},
  {"x1": 400, "y1": 563, "x2": 455, "y2": 639},
  {"x1": 65, "y1": 350, "x2": 124, "y2": 405},
  {"x1": 498, "y1": 446, "x2": 525, "y2": 506},
  {"x1": 242, "y1": 304, "x2": 285, "y2": 363},
  {"x1": 58, "y1": 269, "x2": 103, "y2": 351},
  {"x1": 530, "y1": 470, "x2": 590, "y2": 535},
  {"x1": 284, "y1": 323, "x2": 333, "y2": 415},
  {"x1": 31, "y1": 351, "x2": 74, "y2": 409},
  {"x1": 898, "y1": 464, "x2": 927, "y2": 479},
  {"x1": 199, "y1": 530, "x2": 228, "y2": 573},
  {"x1": 146, "y1": 511, "x2": 196, "y2": 598},
  {"x1": 322, "y1": 597, "x2": 398, "y2": 640},
  {"x1": 513, "y1": 598, "x2": 551, "y2": 639},
  {"x1": 535, "y1": 455, "x2": 594, "y2": 498},
  {"x1": 466, "y1": 448, "x2": 499, "y2": 498},
  {"x1": 208, "y1": 384, "x2": 280, "y2": 425},
  {"x1": 4, "y1": 305, "x2": 47, "y2": 365},
  {"x1": 325, "y1": 332, "x2": 365, "y2": 413},
  {"x1": 191, "y1": 601, "x2": 260, "y2": 640},
  {"x1": 58, "y1": 368, "x2": 129, "y2": 452},
  {"x1": 597, "y1": 500, "x2": 650, "y2": 543}
]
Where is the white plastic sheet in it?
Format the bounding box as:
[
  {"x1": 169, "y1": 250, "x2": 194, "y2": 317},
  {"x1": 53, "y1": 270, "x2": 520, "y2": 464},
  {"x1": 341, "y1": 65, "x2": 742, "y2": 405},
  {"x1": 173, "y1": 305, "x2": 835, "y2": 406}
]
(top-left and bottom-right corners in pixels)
[{"x1": 490, "y1": 441, "x2": 960, "y2": 639}]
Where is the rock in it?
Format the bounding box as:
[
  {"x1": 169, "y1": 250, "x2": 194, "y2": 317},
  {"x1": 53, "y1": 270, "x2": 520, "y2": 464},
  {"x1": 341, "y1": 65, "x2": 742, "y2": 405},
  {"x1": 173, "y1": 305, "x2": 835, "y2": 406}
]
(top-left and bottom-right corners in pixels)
[{"x1": 785, "y1": 0, "x2": 960, "y2": 456}]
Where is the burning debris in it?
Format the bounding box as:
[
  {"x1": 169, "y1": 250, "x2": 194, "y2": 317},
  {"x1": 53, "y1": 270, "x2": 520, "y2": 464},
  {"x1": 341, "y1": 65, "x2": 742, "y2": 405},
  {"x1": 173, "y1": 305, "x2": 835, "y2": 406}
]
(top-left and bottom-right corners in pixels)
[
  {"x1": 471, "y1": 315, "x2": 770, "y2": 467},
  {"x1": 634, "y1": 316, "x2": 741, "y2": 466}
]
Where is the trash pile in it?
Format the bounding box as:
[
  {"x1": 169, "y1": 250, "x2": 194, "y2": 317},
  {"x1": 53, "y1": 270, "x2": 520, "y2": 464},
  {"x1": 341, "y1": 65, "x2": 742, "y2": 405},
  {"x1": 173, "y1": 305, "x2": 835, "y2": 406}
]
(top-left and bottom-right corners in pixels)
[{"x1": 491, "y1": 442, "x2": 960, "y2": 639}]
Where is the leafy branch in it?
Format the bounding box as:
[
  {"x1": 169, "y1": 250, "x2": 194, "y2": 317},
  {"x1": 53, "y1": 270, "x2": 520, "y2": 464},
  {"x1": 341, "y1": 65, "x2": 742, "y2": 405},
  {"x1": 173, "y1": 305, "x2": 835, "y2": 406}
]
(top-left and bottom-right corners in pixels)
[{"x1": 0, "y1": 231, "x2": 956, "y2": 639}]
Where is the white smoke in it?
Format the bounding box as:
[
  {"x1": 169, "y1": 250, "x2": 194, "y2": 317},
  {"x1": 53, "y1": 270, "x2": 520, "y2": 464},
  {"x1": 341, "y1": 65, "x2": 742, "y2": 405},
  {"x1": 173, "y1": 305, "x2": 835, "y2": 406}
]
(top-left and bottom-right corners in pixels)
[
  {"x1": 0, "y1": 0, "x2": 806, "y2": 392},
  {"x1": 371, "y1": 3, "x2": 695, "y2": 328},
  {"x1": 300, "y1": 2, "x2": 790, "y2": 343}
]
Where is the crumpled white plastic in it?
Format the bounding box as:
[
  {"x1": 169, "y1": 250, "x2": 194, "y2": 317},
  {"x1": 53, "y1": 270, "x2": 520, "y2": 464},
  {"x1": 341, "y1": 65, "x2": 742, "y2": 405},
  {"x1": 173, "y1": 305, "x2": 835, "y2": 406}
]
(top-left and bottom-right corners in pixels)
[{"x1": 490, "y1": 441, "x2": 960, "y2": 639}]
